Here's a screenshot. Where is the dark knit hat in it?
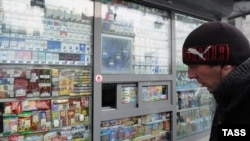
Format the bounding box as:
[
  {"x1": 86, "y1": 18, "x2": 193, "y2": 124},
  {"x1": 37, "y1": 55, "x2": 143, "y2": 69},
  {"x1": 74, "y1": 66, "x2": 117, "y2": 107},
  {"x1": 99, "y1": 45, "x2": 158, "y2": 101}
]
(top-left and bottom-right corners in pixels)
[{"x1": 182, "y1": 21, "x2": 250, "y2": 65}]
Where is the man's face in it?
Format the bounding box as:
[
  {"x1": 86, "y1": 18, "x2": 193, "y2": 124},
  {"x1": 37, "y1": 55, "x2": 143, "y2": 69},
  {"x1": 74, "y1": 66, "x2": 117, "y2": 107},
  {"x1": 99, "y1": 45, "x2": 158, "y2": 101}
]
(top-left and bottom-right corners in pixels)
[{"x1": 187, "y1": 65, "x2": 222, "y2": 93}]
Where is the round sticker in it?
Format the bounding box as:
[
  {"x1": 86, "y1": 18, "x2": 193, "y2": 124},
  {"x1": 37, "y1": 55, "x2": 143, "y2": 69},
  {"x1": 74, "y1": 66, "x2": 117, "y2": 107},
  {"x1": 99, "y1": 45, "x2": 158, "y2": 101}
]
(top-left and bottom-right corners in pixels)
[{"x1": 95, "y1": 74, "x2": 103, "y2": 82}]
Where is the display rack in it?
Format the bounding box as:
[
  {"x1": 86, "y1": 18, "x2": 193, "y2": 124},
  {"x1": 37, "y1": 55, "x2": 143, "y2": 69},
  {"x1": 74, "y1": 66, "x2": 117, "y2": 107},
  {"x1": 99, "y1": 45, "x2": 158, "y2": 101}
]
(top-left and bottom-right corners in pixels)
[
  {"x1": 100, "y1": 111, "x2": 171, "y2": 141},
  {"x1": 176, "y1": 87, "x2": 213, "y2": 138},
  {"x1": 0, "y1": 0, "x2": 93, "y2": 140}
]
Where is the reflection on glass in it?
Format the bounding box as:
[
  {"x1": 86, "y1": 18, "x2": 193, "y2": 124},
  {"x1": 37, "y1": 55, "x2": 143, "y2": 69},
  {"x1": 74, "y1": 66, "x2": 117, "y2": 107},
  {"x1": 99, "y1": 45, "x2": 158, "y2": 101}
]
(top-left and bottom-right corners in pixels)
[
  {"x1": 102, "y1": 35, "x2": 133, "y2": 73},
  {"x1": 175, "y1": 14, "x2": 206, "y2": 70}
]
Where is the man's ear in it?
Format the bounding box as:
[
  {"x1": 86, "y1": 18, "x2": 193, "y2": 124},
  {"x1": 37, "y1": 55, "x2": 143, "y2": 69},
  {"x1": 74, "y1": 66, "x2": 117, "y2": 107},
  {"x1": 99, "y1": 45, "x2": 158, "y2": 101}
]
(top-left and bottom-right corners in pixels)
[
  {"x1": 222, "y1": 65, "x2": 233, "y2": 70},
  {"x1": 222, "y1": 65, "x2": 234, "y2": 74}
]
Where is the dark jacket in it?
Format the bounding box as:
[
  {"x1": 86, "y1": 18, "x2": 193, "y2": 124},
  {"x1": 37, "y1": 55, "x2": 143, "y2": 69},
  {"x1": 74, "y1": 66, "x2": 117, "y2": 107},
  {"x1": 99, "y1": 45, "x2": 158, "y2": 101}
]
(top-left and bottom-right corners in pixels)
[{"x1": 209, "y1": 57, "x2": 250, "y2": 141}]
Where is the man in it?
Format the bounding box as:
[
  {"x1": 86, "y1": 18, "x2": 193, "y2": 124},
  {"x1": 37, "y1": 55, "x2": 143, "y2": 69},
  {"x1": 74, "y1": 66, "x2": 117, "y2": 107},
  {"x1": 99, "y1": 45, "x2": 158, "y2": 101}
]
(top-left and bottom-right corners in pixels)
[{"x1": 182, "y1": 21, "x2": 250, "y2": 141}]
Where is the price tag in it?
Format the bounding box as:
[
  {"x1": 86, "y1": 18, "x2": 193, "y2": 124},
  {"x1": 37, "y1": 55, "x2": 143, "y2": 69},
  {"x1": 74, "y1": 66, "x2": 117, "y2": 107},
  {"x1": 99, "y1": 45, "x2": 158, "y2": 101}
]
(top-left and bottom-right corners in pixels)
[
  {"x1": 79, "y1": 114, "x2": 84, "y2": 121},
  {"x1": 52, "y1": 91, "x2": 59, "y2": 97},
  {"x1": 53, "y1": 120, "x2": 59, "y2": 127},
  {"x1": 67, "y1": 61, "x2": 74, "y2": 65}
]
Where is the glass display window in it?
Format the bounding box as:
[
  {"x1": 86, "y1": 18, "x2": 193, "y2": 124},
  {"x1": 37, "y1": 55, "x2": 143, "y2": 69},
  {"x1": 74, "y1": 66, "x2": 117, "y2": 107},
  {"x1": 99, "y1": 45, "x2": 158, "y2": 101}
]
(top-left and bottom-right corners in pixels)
[
  {"x1": 174, "y1": 13, "x2": 214, "y2": 139},
  {"x1": 101, "y1": 0, "x2": 171, "y2": 74},
  {"x1": 102, "y1": 83, "x2": 138, "y2": 110},
  {"x1": 142, "y1": 85, "x2": 168, "y2": 102},
  {"x1": 175, "y1": 13, "x2": 206, "y2": 71},
  {"x1": 0, "y1": 0, "x2": 93, "y2": 140},
  {"x1": 120, "y1": 85, "x2": 137, "y2": 104},
  {"x1": 138, "y1": 81, "x2": 171, "y2": 106},
  {"x1": 101, "y1": 34, "x2": 133, "y2": 74},
  {"x1": 0, "y1": 0, "x2": 93, "y2": 66}
]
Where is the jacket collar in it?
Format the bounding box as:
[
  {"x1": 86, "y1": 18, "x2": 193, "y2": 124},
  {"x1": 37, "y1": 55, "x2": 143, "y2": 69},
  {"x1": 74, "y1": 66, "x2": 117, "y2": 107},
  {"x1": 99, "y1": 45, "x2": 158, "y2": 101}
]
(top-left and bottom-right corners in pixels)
[{"x1": 213, "y1": 57, "x2": 250, "y2": 104}]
